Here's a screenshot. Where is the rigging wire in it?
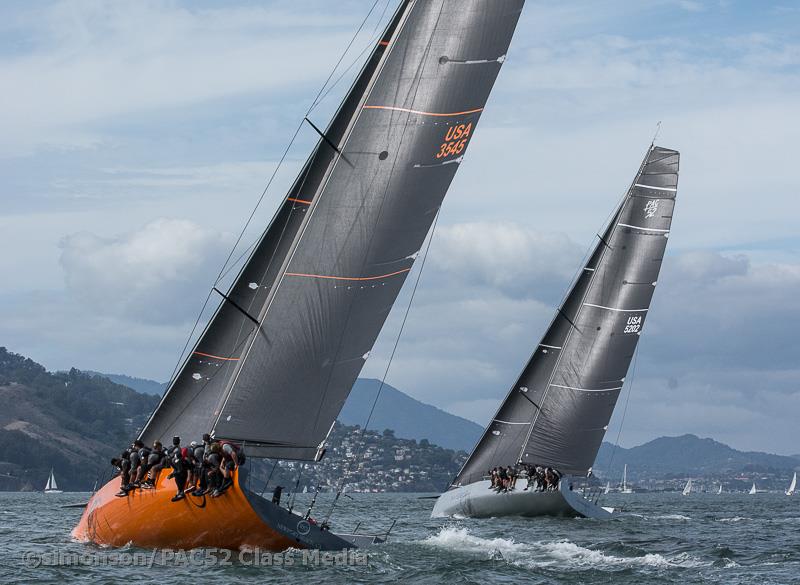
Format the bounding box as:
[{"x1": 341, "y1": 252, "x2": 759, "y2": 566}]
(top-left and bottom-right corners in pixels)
[
  {"x1": 153, "y1": 0, "x2": 386, "y2": 402},
  {"x1": 323, "y1": 209, "x2": 442, "y2": 525},
  {"x1": 604, "y1": 342, "x2": 641, "y2": 488}
]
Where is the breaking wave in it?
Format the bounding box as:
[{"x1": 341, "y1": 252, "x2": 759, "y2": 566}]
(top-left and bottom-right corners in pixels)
[
  {"x1": 717, "y1": 516, "x2": 748, "y2": 523},
  {"x1": 651, "y1": 514, "x2": 691, "y2": 521},
  {"x1": 421, "y1": 527, "x2": 705, "y2": 569}
]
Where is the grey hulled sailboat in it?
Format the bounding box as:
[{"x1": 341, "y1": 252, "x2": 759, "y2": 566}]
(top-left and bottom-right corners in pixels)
[{"x1": 432, "y1": 144, "x2": 680, "y2": 519}]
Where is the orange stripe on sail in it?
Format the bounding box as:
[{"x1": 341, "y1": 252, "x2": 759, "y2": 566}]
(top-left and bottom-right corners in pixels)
[
  {"x1": 379, "y1": 40, "x2": 389, "y2": 46},
  {"x1": 193, "y1": 351, "x2": 240, "y2": 361},
  {"x1": 285, "y1": 268, "x2": 411, "y2": 282},
  {"x1": 362, "y1": 105, "x2": 484, "y2": 117},
  {"x1": 287, "y1": 197, "x2": 311, "y2": 205}
]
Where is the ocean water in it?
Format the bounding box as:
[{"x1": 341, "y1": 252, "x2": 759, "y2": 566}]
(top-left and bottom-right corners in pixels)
[{"x1": 2, "y1": 491, "x2": 799, "y2": 584}]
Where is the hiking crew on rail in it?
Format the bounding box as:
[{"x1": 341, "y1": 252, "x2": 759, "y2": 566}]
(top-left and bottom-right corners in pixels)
[{"x1": 111, "y1": 434, "x2": 245, "y2": 502}]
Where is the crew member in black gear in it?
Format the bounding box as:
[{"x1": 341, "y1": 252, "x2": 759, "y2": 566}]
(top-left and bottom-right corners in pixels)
[
  {"x1": 168, "y1": 446, "x2": 189, "y2": 502},
  {"x1": 272, "y1": 485, "x2": 283, "y2": 506}
]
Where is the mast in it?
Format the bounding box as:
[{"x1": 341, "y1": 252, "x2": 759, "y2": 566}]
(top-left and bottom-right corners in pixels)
[
  {"x1": 452, "y1": 145, "x2": 679, "y2": 486},
  {"x1": 140, "y1": 0, "x2": 526, "y2": 460}
]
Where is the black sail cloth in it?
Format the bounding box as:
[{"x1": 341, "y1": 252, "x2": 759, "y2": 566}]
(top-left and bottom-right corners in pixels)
[
  {"x1": 140, "y1": 0, "x2": 526, "y2": 460},
  {"x1": 454, "y1": 146, "x2": 679, "y2": 486}
]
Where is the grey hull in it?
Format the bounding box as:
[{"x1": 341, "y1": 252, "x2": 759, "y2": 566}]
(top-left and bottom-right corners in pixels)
[
  {"x1": 431, "y1": 480, "x2": 613, "y2": 519},
  {"x1": 241, "y1": 468, "x2": 385, "y2": 550}
]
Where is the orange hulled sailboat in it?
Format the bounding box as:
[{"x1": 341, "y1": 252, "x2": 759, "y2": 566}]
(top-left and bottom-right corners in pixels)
[{"x1": 73, "y1": 0, "x2": 525, "y2": 551}]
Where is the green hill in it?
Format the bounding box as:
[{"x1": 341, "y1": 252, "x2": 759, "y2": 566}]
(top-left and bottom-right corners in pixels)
[{"x1": 0, "y1": 347, "x2": 159, "y2": 491}]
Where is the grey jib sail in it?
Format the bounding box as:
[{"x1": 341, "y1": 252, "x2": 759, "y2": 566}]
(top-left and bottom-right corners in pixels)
[
  {"x1": 140, "y1": 0, "x2": 525, "y2": 460},
  {"x1": 454, "y1": 145, "x2": 679, "y2": 486}
]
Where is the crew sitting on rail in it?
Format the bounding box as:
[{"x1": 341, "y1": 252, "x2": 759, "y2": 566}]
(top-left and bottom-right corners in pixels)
[
  {"x1": 189, "y1": 438, "x2": 208, "y2": 496},
  {"x1": 142, "y1": 441, "x2": 167, "y2": 489},
  {"x1": 129, "y1": 439, "x2": 152, "y2": 488},
  {"x1": 167, "y1": 445, "x2": 189, "y2": 502},
  {"x1": 112, "y1": 450, "x2": 132, "y2": 497},
  {"x1": 215, "y1": 440, "x2": 245, "y2": 496}
]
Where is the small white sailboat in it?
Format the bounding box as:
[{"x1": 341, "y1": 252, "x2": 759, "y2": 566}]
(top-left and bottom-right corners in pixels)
[
  {"x1": 620, "y1": 464, "x2": 634, "y2": 494},
  {"x1": 717, "y1": 484, "x2": 723, "y2": 495},
  {"x1": 44, "y1": 468, "x2": 62, "y2": 494},
  {"x1": 748, "y1": 482, "x2": 757, "y2": 495},
  {"x1": 603, "y1": 482, "x2": 611, "y2": 495},
  {"x1": 786, "y1": 472, "x2": 796, "y2": 496},
  {"x1": 682, "y1": 479, "x2": 692, "y2": 496}
]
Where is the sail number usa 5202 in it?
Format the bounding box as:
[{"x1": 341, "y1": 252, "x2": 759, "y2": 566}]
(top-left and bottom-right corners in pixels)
[{"x1": 624, "y1": 315, "x2": 642, "y2": 334}]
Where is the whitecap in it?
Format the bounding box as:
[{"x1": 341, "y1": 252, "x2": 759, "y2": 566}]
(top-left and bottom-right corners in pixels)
[
  {"x1": 652, "y1": 514, "x2": 691, "y2": 521},
  {"x1": 420, "y1": 527, "x2": 706, "y2": 569},
  {"x1": 717, "y1": 517, "x2": 748, "y2": 523}
]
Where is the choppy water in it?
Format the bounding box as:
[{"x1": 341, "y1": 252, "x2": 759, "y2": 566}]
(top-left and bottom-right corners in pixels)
[{"x1": 2, "y1": 491, "x2": 799, "y2": 584}]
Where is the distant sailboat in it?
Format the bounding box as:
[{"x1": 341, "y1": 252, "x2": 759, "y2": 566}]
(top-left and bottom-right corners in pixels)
[
  {"x1": 682, "y1": 479, "x2": 692, "y2": 496},
  {"x1": 749, "y1": 482, "x2": 757, "y2": 495},
  {"x1": 620, "y1": 464, "x2": 634, "y2": 494},
  {"x1": 604, "y1": 482, "x2": 611, "y2": 495},
  {"x1": 44, "y1": 468, "x2": 62, "y2": 494},
  {"x1": 432, "y1": 145, "x2": 679, "y2": 519},
  {"x1": 717, "y1": 484, "x2": 723, "y2": 495},
  {"x1": 786, "y1": 472, "x2": 796, "y2": 496}
]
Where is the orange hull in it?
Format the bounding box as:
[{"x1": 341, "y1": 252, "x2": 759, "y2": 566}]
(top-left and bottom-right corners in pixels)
[{"x1": 72, "y1": 469, "x2": 299, "y2": 551}]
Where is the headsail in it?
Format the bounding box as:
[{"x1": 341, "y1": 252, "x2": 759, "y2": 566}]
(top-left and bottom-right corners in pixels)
[
  {"x1": 141, "y1": 0, "x2": 525, "y2": 460},
  {"x1": 454, "y1": 145, "x2": 679, "y2": 485}
]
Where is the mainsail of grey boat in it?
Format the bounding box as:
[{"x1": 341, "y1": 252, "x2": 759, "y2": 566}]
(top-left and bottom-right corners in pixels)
[
  {"x1": 75, "y1": 0, "x2": 525, "y2": 551},
  {"x1": 432, "y1": 144, "x2": 680, "y2": 519}
]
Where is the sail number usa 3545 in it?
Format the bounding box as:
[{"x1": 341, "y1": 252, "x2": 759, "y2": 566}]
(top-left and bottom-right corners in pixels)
[{"x1": 436, "y1": 123, "x2": 473, "y2": 159}]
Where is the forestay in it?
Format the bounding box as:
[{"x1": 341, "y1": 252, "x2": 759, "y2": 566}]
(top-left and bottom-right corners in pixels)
[
  {"x1": 141, "y1": 0, "x2": 525, "y2": 460},
  {"x1": 454, "y1": 146, "x2": 679, "y2": 485}
]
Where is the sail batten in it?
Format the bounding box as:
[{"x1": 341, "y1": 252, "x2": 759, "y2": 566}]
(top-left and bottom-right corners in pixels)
[
  {"x1": 140, "y1": 0, "x2": 525, "y2": 459},
  {"x1": 453, "y1": 145, "x2": 679, "y2": 485}
]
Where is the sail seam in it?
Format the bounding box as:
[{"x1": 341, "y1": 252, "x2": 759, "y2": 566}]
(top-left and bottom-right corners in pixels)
[
  {"x1": 617, "y1": 222, "x2": 670, "y2": 233},
  {"x1": 633, "y1": 183, "x2": 676, "y2": 192},
  {"x1": 582, "y1": 302, "x2": 648, "y2": 312},
  {"x1": 550, "y1": 384, "x2": 623, "y2": 393},
  {"x1": 362, "y1": 105, "x2": 483, "y2": 117},
  {"x1": 284, "y1": 268, "x2": 411, "y2": 281},
  {"x1": 193, "y1": 351, "x2": 241, "y2": 361}
]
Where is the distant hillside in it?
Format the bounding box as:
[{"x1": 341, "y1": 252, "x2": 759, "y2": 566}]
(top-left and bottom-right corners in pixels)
[
  {"x1": 92, "y1": 372, "x2": 485, "y2": 452},
  {"x1": 594, "y1": 434, "x2": 799, "y2": 480},
  {"x1": 0, "y1": 348, "x2": 159, "y2": 491},
  {"x1": 86, "y1": 371, "x2": 166, "y2": 396},
  {"x1": 338, "y1": 378, "x2": 483, "y2": 452}
]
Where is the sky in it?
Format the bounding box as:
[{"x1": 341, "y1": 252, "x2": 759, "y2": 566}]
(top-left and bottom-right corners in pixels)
[{"x1": 1, "y1": 0, "x2": 798, "y2": 454}]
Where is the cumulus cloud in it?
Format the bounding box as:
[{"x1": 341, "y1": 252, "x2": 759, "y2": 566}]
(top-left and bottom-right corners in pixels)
[
  {"x1": 59, "y1": 219, "x2": 232, "y2": 323},
  {"x1": 431, "y1": 222, "x2": 583, "y2": 300}
]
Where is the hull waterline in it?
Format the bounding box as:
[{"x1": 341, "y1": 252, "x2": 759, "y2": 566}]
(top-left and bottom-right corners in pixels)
[
  {"x1": 431, "y1": 480, "x2": 613, "y2": 520},
  {"x1": 72, "y1": 468, "x2": 374, "y2": 551}
]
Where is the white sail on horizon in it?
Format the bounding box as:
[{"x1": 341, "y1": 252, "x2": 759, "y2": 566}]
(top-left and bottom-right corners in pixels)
[
  {"x1": 44, "y1": 468, "x2": 61, "y2": 493},
  {"x1": 787, "y1": 472, "x2": 796, "y2": 496},
  {"x1": 749, "y1": 482, "x2": 757, "y2": 495},
  {"x1": 620, "y1": 464, "x2": 633, "y2": 493},
  {"x1": 682, "y1": 479, "x2": 692, "y2": 496}
]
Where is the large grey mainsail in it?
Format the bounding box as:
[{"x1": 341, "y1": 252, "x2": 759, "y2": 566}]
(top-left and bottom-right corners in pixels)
[
  {"x1": 141, "y1": 0, "x2": 525, "y2": 460},
  {"x1": 454, "y1": 145, "x2": 679, "y2": 486}
]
